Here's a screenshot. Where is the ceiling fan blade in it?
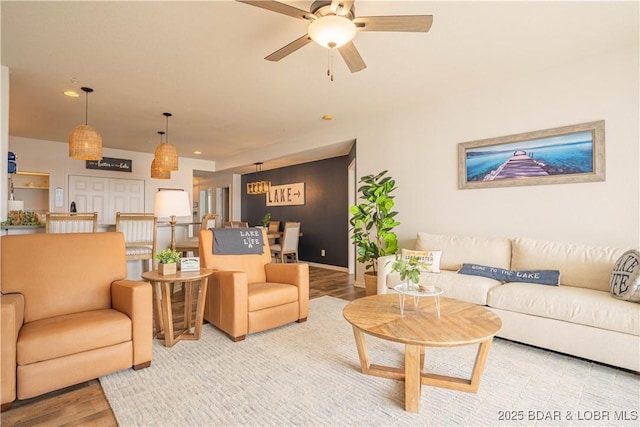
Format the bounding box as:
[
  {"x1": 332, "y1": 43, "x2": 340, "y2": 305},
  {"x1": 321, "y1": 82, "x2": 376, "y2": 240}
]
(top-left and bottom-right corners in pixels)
[
  {"x1": 338, "y1": 41, "x2": 366, "y2": 73},
  {"x1": 330, "y1": 0, "x2": 354, "y2": 16},
  {"x1": 265, "y1": 35, "x2": 313, "y2": 61},
  {"x1": 236, "y1": 0, "x2": 311, "y2": 21},
  {"x1": 353, "y1": 15, "x2": 433, "y2": 32}
]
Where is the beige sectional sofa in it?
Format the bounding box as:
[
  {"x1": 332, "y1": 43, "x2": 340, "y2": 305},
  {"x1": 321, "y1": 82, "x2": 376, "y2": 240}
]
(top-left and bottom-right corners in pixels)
[{"x1": 377, "y1": 232, "x2": 640, "y2": 372}]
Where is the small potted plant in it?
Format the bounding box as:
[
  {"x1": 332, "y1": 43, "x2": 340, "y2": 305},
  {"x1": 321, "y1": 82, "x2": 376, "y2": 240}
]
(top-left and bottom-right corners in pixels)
[
  {"x1": 155, "y1": 248, "x2": 181, "y2": 275},
  {"x1": 259, "y1": 212, "x2": 272, "y2": 228},
  {"x1": 388, "y1": 255, "x2": 433, "y2": 292}
]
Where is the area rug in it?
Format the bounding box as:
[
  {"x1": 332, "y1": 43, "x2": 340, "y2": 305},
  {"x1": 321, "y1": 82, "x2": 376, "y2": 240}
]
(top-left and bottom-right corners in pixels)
[{"x1": 100, "y1": 296, "x2": 639, "y2": 426}]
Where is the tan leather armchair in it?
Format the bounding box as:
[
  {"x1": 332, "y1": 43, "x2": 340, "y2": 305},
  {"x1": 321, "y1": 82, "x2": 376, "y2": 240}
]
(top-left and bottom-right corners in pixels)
[
  {"x1": 199, "y1": 228, "x2": 309, "y2": 341},
  {"x1": 0, "y1": 232, "x2": 152, "y2": 411}
]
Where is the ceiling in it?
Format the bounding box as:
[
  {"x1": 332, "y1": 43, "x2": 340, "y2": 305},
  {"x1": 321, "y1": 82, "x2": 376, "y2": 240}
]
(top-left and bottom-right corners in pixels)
[{"x1": 2, "y1": 1, "x2": 636, "y2": 174}]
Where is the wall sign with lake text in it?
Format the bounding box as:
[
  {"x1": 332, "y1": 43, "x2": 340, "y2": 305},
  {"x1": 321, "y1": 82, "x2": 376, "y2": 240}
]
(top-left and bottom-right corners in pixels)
[
  {"x1": 86, "y1": 157, "x2": 132, "y2": 173},
  {"x1": 266, "y1": 183, "x2": 305, "y2": 206}
]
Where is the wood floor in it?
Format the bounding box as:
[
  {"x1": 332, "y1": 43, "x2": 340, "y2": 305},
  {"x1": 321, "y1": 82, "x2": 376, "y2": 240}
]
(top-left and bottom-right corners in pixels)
[{"x1": 1, "y1": 266, "x2": 363, "y2": 427}]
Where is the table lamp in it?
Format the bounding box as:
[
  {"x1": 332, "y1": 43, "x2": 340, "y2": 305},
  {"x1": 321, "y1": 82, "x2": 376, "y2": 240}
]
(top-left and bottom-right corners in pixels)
[{"x1": 154, "y1": 189, "x2": 191, "y2": 250}]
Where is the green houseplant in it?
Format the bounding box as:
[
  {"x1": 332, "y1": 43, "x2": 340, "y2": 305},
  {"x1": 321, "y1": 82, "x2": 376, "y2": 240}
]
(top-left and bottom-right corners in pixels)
[
  {"x1": 349, "y1": 170, "x2": 400, "y2": 295},
  {"x1": 259, "y1": 212, "x2": 272, "y2": 227},
  {"x1": 155, "y1": 248, "x2": 181, "y2": 275}
]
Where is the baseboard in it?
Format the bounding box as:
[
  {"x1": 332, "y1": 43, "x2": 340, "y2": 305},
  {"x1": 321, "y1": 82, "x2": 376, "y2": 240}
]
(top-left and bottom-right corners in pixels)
[{"x1": 302, "y1": 261, "x2": 349, "y2": 272}]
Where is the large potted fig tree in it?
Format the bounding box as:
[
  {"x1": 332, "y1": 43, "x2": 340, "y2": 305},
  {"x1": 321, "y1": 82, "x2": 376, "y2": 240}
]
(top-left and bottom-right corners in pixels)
[{"x1": 349, "y1": 170, "x2": 400, "y2": 295}]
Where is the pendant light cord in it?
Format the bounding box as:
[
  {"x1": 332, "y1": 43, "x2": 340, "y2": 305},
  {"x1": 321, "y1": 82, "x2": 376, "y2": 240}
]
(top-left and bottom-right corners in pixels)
[{"x1": 84, "y1": 90, "x2": 89, "y2": 125}]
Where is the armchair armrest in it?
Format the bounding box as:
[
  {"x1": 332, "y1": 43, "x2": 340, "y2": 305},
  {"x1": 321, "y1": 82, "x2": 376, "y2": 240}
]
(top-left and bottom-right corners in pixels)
[
  {"x1": 1, "y1": 293, "x2": 24, "y2": 409},
  {"x1": 265, "y1": 263, "x2": 309, "y2": 320},
  {"x1": 111, "y1": 280, "x2": 152, "y2": 369},
  {"x1": 377, "y1": 255, "x2": 397, "y2": 295}
]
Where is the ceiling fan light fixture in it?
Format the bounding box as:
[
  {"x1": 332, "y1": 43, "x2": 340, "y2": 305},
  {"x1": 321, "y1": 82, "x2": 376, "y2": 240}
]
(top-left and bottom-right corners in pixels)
[{"x1": 308, "y1": 15, "x2": 356, "y2": 48}]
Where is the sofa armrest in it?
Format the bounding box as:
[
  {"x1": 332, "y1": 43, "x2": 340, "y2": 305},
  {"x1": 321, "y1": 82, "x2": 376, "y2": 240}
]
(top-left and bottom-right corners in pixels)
[
  {"x1": 377, "y1": 255, "x2": 397, "y2": 295},
  {"x1": 111, "y1": 280, "x2": 152, "y2": 368},
  {"x1": 265, "y1": 263, "x2": 309, "y2": 319},
  {"x1": 1, "y1": 293, "x2": 24, "y2": 408}
]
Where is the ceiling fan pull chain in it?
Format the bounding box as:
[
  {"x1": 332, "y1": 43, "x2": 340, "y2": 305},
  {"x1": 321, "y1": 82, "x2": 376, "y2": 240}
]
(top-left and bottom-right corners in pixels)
[{"x1": 328, "y1": 48, "x2": 334, "y2": 82}]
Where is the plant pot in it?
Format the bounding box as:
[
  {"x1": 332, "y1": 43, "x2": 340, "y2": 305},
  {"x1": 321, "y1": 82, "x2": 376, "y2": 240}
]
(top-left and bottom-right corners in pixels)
[
  {"x1": 158, "y1": 262, "x2": 177, "y2": 276},
  {"x1": 364, "y1": 272, "x2": 378, "y2": 296}
]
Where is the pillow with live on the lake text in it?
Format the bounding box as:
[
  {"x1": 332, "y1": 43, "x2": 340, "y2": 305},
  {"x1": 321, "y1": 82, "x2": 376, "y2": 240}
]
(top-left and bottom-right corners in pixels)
[{"x1": 457, "y1": 263, "x2": 560, "y2": 286}]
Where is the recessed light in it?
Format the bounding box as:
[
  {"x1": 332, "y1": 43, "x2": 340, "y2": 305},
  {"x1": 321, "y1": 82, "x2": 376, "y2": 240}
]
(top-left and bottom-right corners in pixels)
[
  {"x1": 194, "y1": 150, "x2": 202, "y2": 155},
  {"x1": 322, "y1": 114, "x2": 333, "y2": 120},
  {"x1": 64, "y1": 90, "x2": 80, "y2": 98}
]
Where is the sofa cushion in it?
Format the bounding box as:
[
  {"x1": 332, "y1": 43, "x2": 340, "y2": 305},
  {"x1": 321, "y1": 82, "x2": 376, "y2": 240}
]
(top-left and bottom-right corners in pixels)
[
  {"x1": 17, "y1": 309, "x2": 132, "y2": 365},
  {"x1": 610, "y1": 249, "x2": 640, "y2": 302},
  {"x1": 488, "y1": 283, "x2": 639, "y2": 336},
  {"x1": 416, "y1": 232, "x2": 511, "y2": 272},
  {"x1": 401, "y1": 248, "x2": 442, "y2": 273},
  {"x1": 511, "y1": 238, "x2": 625, "y2": 292},
  {"x1": 386, "y1": 270, "x2": 503, "y2": 306}
]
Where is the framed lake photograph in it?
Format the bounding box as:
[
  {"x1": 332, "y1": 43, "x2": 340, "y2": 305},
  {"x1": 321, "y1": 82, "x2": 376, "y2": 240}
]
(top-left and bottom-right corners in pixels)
[{"x1": 458, "y1": 120, "x2": 605, "y2": 189}]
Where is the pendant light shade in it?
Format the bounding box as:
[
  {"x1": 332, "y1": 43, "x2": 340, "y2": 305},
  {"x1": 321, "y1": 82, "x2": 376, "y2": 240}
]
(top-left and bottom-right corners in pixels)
[
  {"x1": 151, "y1": 131, "x2": 171, "y2": 179},
  {"x1": 153, "y1": 112, "x2": 178, "y2": 171},
  {"x1": 69, "y1": 87, "x2": 103, "y2": 160}
]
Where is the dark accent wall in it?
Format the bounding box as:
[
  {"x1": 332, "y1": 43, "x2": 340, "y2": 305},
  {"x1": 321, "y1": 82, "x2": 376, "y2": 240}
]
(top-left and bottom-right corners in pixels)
[{"x1": 241, "y1": 156, "x2": 350, "y2": 267}]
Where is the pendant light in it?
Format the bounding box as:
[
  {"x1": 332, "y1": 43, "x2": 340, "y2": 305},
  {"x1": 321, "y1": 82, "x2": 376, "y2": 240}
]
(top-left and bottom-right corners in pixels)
[
  {"x1": 69, "y1": 87, "x2": 103, "y2": 160},
  {"x1": 151, "y1": 131, "x2": 170, "y2": 179},
  {"x1": 247, "y1": 162, "x2": 271, "y2": 195},
  {"x1": 153, "y1": 112, "x2": 178, "y2": 171}
]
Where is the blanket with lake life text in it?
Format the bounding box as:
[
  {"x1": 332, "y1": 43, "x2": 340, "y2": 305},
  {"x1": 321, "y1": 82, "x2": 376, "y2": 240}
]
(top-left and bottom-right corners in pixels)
[{"x1": 211, "y1": 228, "x2": 264, "y2": 255}]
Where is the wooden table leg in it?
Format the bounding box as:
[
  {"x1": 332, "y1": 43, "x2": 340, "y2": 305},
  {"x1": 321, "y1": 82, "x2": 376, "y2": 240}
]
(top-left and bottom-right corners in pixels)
[
  {"x1": 160, "y1": 282, "x2": 175, "y2": 347},
  {"x1": 352, "y1": 326, "x2": 371, "y2": 373},
  {"x1": 184, "y1": 281, "x2": 193, "y2": 331},
  {"x1": 405, "y1": 344, "x2": 421, "y2": 413},
  {"x1": 193, "y1": 278, "x2": 208, "y2": 340},
  {"x1": 153, "y1": 282, "x2": 163, "y2": 338},
  {"x1": 468, "y1": 338, "x2": 493, "y2": 392}
]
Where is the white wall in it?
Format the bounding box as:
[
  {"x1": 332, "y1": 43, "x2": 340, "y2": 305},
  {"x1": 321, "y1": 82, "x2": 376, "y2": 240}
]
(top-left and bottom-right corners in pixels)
[
  {"x1": 353, "y1": 43, "x2": 639, "y2": 250},
  {"x1": 6, "y1": 136, "x2": 215, "y2": 221}
]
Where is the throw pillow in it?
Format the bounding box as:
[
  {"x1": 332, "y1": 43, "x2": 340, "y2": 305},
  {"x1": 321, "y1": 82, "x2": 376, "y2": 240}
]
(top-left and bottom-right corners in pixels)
[
  {"x1": 401, "y1": 248, "x2": 442, "y2": 273},
  {"x1": 458, "y1": 263, "x2": 560, "y2": 286},
  {"x1": 610, "y1": 249, "x2": 640, "y2": 303}
]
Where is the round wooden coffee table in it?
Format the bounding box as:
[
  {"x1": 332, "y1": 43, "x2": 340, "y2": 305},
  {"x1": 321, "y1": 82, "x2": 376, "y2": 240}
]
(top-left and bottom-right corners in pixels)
[{"x1": 343, "y1": 294, "x2": 502, "y2": 413}]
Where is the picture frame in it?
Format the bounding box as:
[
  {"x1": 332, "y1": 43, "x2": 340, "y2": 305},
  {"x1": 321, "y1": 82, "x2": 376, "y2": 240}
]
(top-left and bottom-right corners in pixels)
[{"x1": 458, "y1": 120, "x2": 605, "y2": 189}]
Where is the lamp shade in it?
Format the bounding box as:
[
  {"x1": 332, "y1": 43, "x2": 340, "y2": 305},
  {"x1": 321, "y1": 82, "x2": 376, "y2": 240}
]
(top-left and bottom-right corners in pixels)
[
  {"x1": 153, "y1": 142, "x2": 179, "y2": 171},
  {"x1": 308, "y1": 15, "x2": 357, "y2": 48},
  {"x1": 150, "y1": 158, "x2": 170, "y2": 179},
  {"x1": 69, "y1": 124, "x2": 103, "y2": 160},
  {"x1": 154, "y1": 190, "x2": 191, "y2": 218}
]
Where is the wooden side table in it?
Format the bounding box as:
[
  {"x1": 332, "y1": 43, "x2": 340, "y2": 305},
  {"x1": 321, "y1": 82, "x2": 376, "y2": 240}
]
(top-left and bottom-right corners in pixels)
[{"x1": 141, "y1": 268, "x2": 214, "y2": 347}]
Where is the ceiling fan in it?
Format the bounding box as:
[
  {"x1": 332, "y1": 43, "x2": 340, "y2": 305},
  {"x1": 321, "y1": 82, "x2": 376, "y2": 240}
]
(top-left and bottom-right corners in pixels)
[{"x1": 237, "y1": 0, "x2": 433, "y2": 74}]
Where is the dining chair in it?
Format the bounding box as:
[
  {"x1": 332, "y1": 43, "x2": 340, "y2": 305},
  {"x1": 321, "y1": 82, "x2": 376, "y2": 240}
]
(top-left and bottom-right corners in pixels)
[
  {"x1": 224, "y1": 221, "x2": 248, "y2": 228},
  {"x1": 45, "y1": 212, "x2": 98, "y2": 233},
  {"x1": 175, "y1": 213, "x2": 218, "y2": 257},
  {"x1": 267, "y1": 220, "x2": 281, "y2": 245},
  {"x1": 201, "y1": 213, "x2": 218, "y2": 230},
  {"x1": 270, "y1": 221, "x2": 300, "y2": 263},
  {"x1": 115, "y1": 212, "x2": 157, "y2": 272}
]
